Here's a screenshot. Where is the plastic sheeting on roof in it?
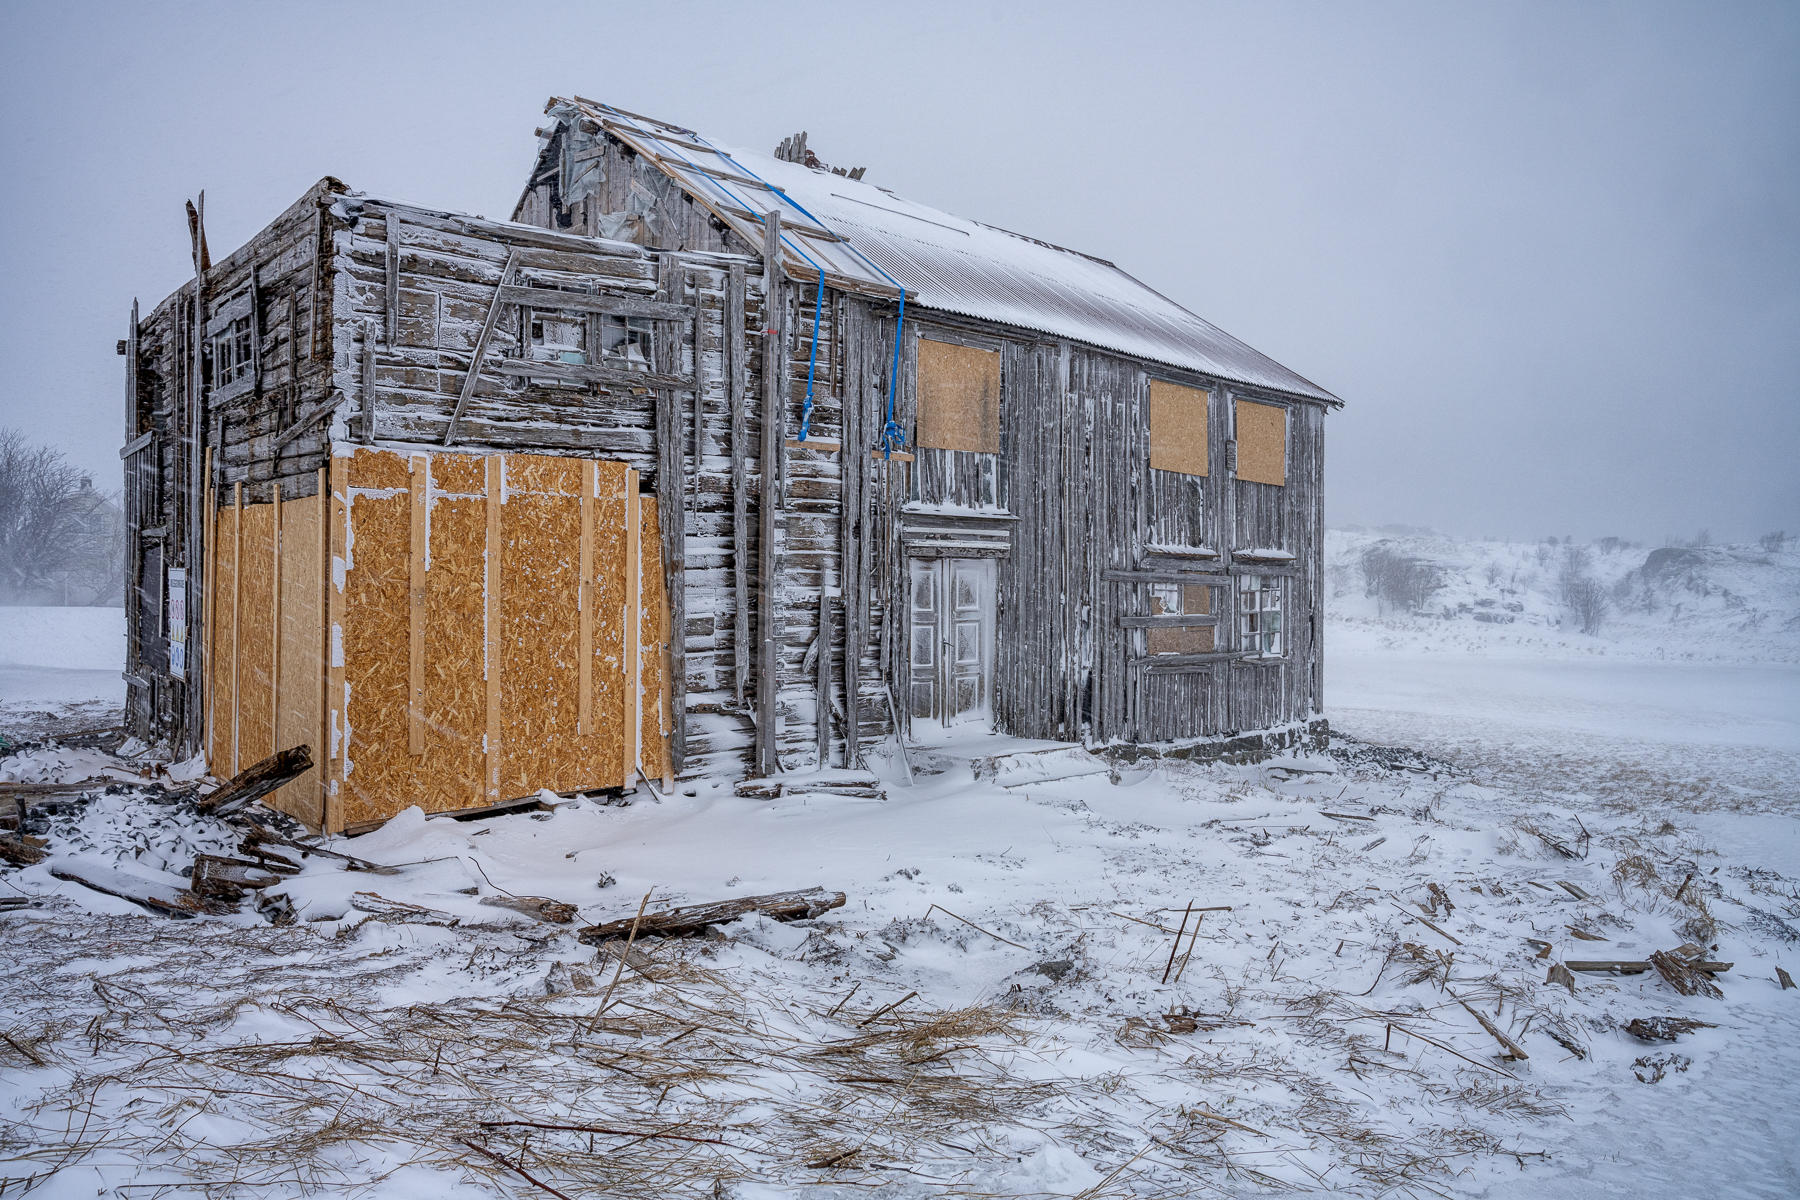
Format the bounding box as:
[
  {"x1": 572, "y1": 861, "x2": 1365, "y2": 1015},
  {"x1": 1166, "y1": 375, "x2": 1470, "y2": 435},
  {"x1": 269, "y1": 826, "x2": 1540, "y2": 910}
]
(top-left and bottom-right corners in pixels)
[{"x1": 555, "y1": 98, "x2": 1340, "y2": 405}]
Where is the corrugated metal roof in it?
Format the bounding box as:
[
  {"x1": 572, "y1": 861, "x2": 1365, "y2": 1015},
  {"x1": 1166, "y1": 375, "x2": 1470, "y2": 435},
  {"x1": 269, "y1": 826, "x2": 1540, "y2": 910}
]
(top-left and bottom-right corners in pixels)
[{"x1": 552, "y1": 98, "x2": 1341, "y2": 405}]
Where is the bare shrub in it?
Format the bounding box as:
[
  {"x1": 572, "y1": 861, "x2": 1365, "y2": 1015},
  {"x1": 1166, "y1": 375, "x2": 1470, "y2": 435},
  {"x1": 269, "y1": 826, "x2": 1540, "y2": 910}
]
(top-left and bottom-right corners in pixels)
[{"x1": 1360, "y1": 543, "x2": 1443, "y2": 616}]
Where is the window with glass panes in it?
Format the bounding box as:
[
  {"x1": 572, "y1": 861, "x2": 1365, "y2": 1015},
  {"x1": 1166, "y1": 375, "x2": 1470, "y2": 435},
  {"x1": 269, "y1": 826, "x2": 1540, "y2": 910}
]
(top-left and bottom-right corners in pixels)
[{"x1": 1236, "y1": 574, "x2": 1284, "y2": 657}]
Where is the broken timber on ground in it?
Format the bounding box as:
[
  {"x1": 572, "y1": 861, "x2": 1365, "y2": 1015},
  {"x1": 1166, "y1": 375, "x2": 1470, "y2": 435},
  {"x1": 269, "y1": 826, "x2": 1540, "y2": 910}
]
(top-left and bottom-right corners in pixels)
[
  {"x1": 577, "y1": 887, "x2": 845, "y2": 943},
  {"x1": 196, "y1": 745, "x2": 312, "y2": 815}
]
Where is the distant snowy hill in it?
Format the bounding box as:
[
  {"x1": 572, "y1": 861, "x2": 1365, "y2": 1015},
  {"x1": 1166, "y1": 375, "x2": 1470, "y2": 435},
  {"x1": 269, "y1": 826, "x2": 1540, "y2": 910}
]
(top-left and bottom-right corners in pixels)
[{"x1": 1325, "y1": 528, "x2": 1800, "y2": 663}]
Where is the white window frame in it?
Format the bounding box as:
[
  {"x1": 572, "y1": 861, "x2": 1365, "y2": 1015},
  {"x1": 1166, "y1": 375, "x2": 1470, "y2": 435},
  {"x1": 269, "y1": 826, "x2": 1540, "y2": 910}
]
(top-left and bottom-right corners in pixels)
[{"x1": 1236, "y1": 573, "x2": 1286, "y2": 659}]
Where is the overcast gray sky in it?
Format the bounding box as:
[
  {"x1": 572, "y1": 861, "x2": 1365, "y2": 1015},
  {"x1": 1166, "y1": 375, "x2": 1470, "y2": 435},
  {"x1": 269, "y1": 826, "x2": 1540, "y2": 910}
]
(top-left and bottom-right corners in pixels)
[{"x1": 2, "y1": 0, "x2": 1794, "y2": 543}]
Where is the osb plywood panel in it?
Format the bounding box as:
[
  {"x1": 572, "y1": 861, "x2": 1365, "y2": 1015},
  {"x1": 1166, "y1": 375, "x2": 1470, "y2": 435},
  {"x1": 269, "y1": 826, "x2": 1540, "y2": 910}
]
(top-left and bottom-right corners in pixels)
[
  {"x1": 344, "y1": 446, "x2": 410, "y2": 491},
  {"x1": 209, "y1": 504, "x2": 238, "y2": 774},
  {"x1": 916, "y1": 338, "x2": 1000, "y2": 454},
  {"x1": 1235, "y1": 399, "x2": 1287, "y2": 487},
  {"x1": 638, "y1": 496, "x2": 672, "y2": 783},
  {"x1": 271, "y1": 494, "x2": 324, "y2": 825},
  {"x1": 339, "y1": 488, "x2": 413, "y2": 828},
  {"x1": 1146, "y1": 625, "x2": 1215, "y2": 656},
  {"x1": 1149, "y1": 380, "x2": 1209, "y2": 477},
  {"x1": 499, "y1": 490, "x2": 584, "y2": 796},
  {"x1": 431, "y1": 451, "x2": 487, "y2": 497},
  {"x1": 237, "y1": 503, "x2": 277, "y2": 772},
  {"x1": 507, "y1": 453, "x2": 583, "y2": 496},
  {"x1": 589, "y1": 462, "x2": 633, "y2": 791},
  {"x1": 1183, "y1": 584, "x2": 1212, "y2": 614},
  {"x1": 418, "y1": 486, "x2": 490, "y2": 812}
]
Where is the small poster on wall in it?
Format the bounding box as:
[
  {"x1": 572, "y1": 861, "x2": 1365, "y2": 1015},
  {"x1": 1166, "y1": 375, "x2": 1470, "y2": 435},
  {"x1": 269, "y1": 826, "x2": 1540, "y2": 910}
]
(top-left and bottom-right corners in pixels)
[{"x1": 167, "y1": 566, "x2": 188, "y2": 681}]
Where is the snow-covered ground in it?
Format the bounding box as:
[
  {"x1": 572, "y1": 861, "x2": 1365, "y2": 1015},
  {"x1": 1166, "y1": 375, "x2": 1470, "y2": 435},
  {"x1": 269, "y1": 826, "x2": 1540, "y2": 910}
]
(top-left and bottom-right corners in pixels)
[{"x1": 3, "y1": 590, "x2": 1798, "y2": 1198}]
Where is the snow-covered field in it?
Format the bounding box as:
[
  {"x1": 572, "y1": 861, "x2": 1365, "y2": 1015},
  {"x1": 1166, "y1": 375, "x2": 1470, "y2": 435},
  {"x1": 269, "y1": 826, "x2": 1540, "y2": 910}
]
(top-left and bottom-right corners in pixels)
[{"x1": 3, "y1": 590, "x2": 1798, "y2": 1198}]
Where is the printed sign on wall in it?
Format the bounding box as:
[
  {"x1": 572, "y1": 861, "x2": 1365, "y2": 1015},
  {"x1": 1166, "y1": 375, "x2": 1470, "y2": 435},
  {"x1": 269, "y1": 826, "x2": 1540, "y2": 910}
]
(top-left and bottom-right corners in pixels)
[{"x1": 167, "y1": 566, "x2": 188, "y2": 680}]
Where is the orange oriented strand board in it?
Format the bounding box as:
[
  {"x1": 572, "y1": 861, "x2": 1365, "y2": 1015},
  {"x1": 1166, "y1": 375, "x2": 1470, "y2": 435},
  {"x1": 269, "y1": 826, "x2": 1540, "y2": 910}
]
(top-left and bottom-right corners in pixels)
[
  {"x1": 236, "y1": 503, "x2": 277, "y2": 770},
  {"x1": 339, "y1": 483, "x2": 415, "y2": 828},
  {"x1": 430, "y1": 451, "x2": 488, "y2": 497},
  {"x1": 1150, "y1": 380, "x2": 1210, "y2": 477},
  {"x1": 498, "y1": 484, "x2": 585, "y2": 796},
  {"x1": 1147, "y1": 625, "x2": 1215, "y2": 656},
  {"x1": 343, "y1": 445, "x2": 411, "y2": 491},
  {"x1": 271, "y1": 494, "x2": 324, "y2": 824},
  {"x1": 506, "y1": 452, "x2": 583, "y2": 497},
  {"x1": 417, "y1": 484, "x2": 490, "y2": 812},
  {"x1": 916, "y1": 338, "x2": 1000, "y2": 454},
  {"x1": 1235, "y1": 399, "x2": 1287, "y2": 487},
  {"x1": 637, "y1": 495, "x2": 672, "y2": 783},
  {"x1": 209, "y1": 503, "x2": 238, "y2": 774}
]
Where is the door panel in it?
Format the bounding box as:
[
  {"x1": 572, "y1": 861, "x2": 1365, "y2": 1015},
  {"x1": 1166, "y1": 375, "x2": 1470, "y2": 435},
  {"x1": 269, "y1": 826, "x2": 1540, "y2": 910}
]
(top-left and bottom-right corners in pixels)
[{"x1": 906, "y1": 557, "x2": 994, "y2": 728}]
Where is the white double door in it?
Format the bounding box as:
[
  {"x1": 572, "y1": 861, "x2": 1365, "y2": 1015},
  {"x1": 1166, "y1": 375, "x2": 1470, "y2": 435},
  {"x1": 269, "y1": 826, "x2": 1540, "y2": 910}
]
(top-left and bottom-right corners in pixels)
[{"x1": 907, "y1": 557, "x2": 995, "y2": 729}]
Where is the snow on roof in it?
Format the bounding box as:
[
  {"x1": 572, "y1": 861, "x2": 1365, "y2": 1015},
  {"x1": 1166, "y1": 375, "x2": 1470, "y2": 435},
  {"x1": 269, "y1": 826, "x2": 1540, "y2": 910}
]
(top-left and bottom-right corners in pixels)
[{"x1": 550, "y1": 98, "x2": 1342, "y2": 406}]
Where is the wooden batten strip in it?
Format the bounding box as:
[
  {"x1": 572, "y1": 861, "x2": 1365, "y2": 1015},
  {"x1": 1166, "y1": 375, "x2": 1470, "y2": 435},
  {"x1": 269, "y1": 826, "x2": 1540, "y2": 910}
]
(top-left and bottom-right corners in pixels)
[
  {"x1": 202, "y1": 449, "x2": 215, "y2": 764},
  {"x1": 727, "y1": 264, "x2": 748, "y2": 707},
  {"x1": 623, "y1": 469, "x2": 641, "y2": 790},
  {"x1": 230, "y1": 482, "x2": 243, "y2": 777},
  {"x1": 325, "y1": 470, "x2": 348, "y2": 832},
  {"x1": 270, "y1": 483, "x2": 282, "y2": 762},
  {"x1": 316, "y1": 466, "x2": 330, "y2": 829},
  {"x1": 754, "y1": 213, "x2": 785, "y2": 776},
  {"x1": 484, "y1": 454, "x2": 504, "y2": 802},
  {"x1": 359, "y1": 321, "x2": 377, "y2": 442},
  {"x1": 408, "y1": 454, "x2": 428, "y2": 756},
  {"x1": 444, "y1": 248, "x2": 521, "y2": 447},
  {"x1": 578, "y1": 459, "x2": 596, "y2": 737},
  {"x1": 385, "y1": 215, "x2": 401, "y2": 346}
]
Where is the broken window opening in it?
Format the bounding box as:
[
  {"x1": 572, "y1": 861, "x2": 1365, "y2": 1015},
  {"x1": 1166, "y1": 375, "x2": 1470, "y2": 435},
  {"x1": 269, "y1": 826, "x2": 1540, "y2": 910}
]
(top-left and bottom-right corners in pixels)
[{"x1": 1236, "y1": 574, "x2": 1285, "y2": 658}]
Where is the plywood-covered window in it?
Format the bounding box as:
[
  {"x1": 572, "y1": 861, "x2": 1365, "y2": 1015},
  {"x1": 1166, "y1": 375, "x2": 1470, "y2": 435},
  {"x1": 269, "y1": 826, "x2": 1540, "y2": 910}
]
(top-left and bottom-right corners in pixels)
[
  {"x1": 1149, "y1": 380, "x2": 1209, "y2": 476},
  {"x1": 1234, "y1": 399, "x2": 1287, "y2": 486},
  {"x1": 916, "y1": 338, "x2": 1000, "y2": 454},
  {"x1": 1142, "y1": 582, "x2": 1215, "y2": 656}
]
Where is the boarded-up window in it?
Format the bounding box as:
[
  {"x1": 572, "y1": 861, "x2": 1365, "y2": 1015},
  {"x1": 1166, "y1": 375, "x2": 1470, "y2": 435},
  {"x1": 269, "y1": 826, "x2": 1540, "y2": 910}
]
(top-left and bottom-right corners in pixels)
[
  {"x1": 1149, "y1": 380, "x2": 1209, "y2": 476},
  {"x1": 917, "y1": 338, "x2": 1000, "y2": 454},
  {"x1": 1235, "y1": 399, "x2": 1286, "y2": 486},
  {"x1": 1143, "y1": 582, "x2": 1215, "y2": 656}
]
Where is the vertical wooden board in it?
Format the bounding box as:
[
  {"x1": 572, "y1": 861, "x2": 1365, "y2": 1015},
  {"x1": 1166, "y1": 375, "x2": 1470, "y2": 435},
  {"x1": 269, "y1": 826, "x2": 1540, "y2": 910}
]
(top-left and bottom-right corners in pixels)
[
  {"x1": 339, "y1": 487, "x2": 413, "y2": 828},
  {"x1": 416, "y1": 488, "x2": 490, "y2": 812},
  {"x1": 237, "y1": 503, "x2": 276, "y2": 769},
  {"x1": 271, "y1": 494, "x2": 322, "y2": 823},
  {"x1": 325, "y1": 475, "x2": 347, "y2": 831},
  {"x1": 638, "y1": 495, "x2": 672, "y2": 783},
  {"x1": 498, "y1": 487, "x2": 584, "y2": 796},
  {"x1": 484, "y1": 455, "x2": 503, "y2": 803},
  {"x1": 590, "y1": 461, "x2": 631, "y2": 790},
  {"x1": 408, "y1": 457, "x2": 428, "y2": 755},
  {"x1": 209, "y1": 504, "x2": 237, "y2": 773},
  {"x1": 578, "y1": 461, "x2": 595, "y2": 737}
]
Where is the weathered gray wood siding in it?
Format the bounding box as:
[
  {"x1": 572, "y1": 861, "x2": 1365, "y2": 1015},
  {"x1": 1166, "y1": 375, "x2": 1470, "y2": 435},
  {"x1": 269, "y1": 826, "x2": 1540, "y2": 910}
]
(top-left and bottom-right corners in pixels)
[{"x1": 125, "y1": 180, "x2": 344, "y2": 748}]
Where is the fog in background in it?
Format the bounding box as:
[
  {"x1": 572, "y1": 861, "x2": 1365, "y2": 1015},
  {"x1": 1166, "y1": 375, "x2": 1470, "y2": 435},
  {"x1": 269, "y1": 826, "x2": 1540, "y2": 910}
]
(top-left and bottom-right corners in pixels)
[{"x1": 1, "y1": 0, "x2": 1794, "y2": 544}]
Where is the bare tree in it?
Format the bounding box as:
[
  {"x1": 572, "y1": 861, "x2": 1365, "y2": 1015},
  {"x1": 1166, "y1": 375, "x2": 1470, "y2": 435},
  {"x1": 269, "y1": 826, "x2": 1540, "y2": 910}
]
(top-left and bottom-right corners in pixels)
[
  {"x1": 0, "y1": 427, "x2": 121, "y2": 605},
  {"x1": 1759, "y1": 531, "x2": 1791, "y2": 553},
  {"x1": 1361, "y1": 543, "x2": 1444, "y2": 616},
  {"x1": 1558, "y1": 545, "x2": 1608, "y2": 634}
]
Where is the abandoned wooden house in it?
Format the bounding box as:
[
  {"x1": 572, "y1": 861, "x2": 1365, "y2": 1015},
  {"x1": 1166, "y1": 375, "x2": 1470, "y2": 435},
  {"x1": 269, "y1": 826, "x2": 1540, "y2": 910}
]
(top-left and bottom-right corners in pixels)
[{"x1": 120, "y1": 96, "x2": 1342, "y2": 832}]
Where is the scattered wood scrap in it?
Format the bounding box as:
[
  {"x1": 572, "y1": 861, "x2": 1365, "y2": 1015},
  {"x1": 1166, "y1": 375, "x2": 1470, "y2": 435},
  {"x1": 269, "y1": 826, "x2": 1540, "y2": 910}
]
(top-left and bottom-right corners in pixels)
[
  {"x1": 0, "y1": 896, "x2": 31, "y2": 912},
  {"x1": 735, "y1": 774, "x2": 883, "y2": 800},
  {"x1": 480, "y1": 894, "x2": 579, "y2": 924},
  {"x1": 190, "y1": 854, "x2": 285, "y2": 902},
  {"x1": 1779, "y1": 967, "x2": 1795, "y2": 991},
  {"x1": 1456, "y1": 996, "x2": 1528, "y2": 1060},
  {"x1": 0, "y1": 833, "x2": 48, "y2": 867},
  {"x1": 196, "y1": 745, "x2": 312, "y2": 815},
  {"x1": 1545, "y1": 962, "x2": 1577, "y2": 994},
  {"x1": 50, "y1": 860, "x2": 233, "y2": 918},
  {"x1": 1565, "y1": 957, "x2": 1732, "y2": 977},
  {"x1": 242, "y1": 821, "x2": 400, "y2": 874},
  {"x1": 577, "y1": 887, "x2": 845, "y2": 944},
  {"x1": 1650, "y1": 949, "x2": 1725, "y2": 999},
  {"x1": 1626, "y1": 1016, "x2": 1714, "y2": 1042},
  {"x1": 1557, "y1": 880, "x2": 1596, "y2": 902}
]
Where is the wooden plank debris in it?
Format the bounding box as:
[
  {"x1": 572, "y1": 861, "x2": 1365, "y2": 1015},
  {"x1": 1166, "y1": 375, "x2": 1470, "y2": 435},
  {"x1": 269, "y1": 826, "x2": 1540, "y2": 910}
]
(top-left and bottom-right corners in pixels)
[
  {"x1": 1625, "y1": 1016, "x2": 1714, "y2": 1042},
  {"x1": 51, "y1": 859, "x2": 233, "y2": 918},
  {"x1": 480, "y1": 895, "x2": 580, "y2": 924},
  {"x1": 1455, "y1": 995, "x2": 1529, "y2": 1060},
  {"x1": 1650, "y1": 948, "x2": 1725, "y2": 999},
  {"x1": 196, "y1": 745, "x2": 313, "y2": 815},
  {"x1": 1565, "y1": 958, "x2": 1732, "y2": 976},
  {"x1": 190, "y1": 854, "x2": 285, "y2": 902},
  {"x1": 577, "y1": 886, "x2": 844, "y2": 943}
]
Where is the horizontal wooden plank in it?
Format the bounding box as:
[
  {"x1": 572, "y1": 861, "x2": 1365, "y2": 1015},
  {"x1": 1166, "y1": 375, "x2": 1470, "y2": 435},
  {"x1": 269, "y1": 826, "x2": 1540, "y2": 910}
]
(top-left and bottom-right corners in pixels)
[
  {"x1": 498, "y1": 284, "x2": 691, "y2": 321},
  {"x1": 492, "y1": 357, "x2": 691, "y2": 391}
]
